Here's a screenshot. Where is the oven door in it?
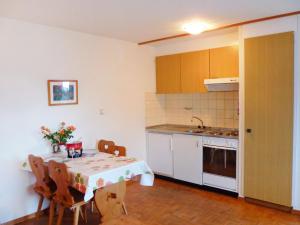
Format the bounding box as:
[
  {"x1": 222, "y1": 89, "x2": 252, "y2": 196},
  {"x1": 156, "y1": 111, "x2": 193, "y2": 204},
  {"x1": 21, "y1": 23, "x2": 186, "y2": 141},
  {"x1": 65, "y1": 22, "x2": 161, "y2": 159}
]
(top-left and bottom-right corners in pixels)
[{"x1": 203, "y1": 145, "x2": 236, "y2": 178}]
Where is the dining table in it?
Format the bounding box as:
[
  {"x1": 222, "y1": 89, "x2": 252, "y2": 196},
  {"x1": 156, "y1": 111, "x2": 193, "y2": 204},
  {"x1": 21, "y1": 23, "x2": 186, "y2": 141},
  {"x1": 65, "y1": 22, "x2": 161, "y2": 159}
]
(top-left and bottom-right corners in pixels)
[{"x1": 21, "y1": 149, "x2": 154, "y2": 223}]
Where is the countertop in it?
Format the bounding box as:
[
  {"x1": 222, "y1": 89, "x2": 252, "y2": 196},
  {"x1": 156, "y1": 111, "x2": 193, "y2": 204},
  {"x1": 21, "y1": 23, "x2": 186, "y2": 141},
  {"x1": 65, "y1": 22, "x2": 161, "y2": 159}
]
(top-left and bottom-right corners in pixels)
[{"x1": 146, "y1": 124, "x2": 239, "y2": 140}]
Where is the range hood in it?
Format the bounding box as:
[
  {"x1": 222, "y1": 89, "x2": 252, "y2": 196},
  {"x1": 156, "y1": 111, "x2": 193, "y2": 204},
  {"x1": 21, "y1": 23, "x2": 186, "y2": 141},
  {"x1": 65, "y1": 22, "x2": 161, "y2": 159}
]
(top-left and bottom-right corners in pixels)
[{"x1": 204, "y1": 77, "x2": 239, "y2": 92}]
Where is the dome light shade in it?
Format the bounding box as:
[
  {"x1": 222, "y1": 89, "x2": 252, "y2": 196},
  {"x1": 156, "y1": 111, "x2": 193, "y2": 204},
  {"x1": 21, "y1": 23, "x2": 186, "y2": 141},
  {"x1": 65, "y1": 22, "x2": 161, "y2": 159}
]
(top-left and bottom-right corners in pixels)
[{"x1": 182, "y1": 21, "x2": 211, "y2": 35}]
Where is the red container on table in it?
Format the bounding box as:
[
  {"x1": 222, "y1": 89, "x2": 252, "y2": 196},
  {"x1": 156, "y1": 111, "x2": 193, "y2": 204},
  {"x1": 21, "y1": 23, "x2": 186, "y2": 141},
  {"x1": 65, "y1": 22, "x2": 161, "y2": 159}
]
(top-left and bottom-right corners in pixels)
[
  {"x1": 66, "y1": 142, "x2": 83, "y2": 158},
  {"x1": 66, "y1": 142, "x2": 82, "y2": 150}
]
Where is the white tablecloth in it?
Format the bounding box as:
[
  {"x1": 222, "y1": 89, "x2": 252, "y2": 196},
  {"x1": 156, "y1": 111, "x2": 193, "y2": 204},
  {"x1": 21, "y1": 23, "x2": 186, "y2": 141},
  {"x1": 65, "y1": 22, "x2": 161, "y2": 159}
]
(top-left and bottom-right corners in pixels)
[{"x1": 22, "y1": 150, "x2": 154, "y2": 201}]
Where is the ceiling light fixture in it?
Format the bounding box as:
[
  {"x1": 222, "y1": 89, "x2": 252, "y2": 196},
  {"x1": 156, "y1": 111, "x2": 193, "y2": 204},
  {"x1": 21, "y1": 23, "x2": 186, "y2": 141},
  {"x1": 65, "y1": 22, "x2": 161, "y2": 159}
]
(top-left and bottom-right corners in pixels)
[{"x1": 182, "y1": 21, "x2": 211, "y2": 35}]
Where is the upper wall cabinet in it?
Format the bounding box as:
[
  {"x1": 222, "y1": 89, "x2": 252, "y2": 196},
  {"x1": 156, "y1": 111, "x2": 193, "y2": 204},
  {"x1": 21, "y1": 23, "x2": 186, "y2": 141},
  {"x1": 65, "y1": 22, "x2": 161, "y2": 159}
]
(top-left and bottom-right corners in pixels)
[
  {"x1": 209, "y1": 45, "x2": 239, "y2": 78},
  {"x1": 156, "y1": 54, "x2": 181, "y2": 93},
  {"x1": 181, "y1": 50, "x2": 209, "y2": 93},
  {"x1": 155, "y1": 45, "x2": 239, "y2": 93}
]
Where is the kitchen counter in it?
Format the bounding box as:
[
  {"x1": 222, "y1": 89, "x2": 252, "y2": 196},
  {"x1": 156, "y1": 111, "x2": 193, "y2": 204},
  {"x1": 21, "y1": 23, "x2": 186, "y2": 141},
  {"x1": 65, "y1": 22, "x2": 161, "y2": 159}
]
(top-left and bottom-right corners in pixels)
[{"x1": 146, "y1": 124, "x2": 239, "y2": 139}]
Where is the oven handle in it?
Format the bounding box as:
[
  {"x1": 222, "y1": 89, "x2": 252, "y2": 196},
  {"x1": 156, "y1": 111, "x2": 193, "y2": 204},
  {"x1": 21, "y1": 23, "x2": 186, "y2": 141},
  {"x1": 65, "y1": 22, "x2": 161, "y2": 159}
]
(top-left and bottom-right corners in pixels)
[{"x1": 203, "y1": 144, "x2": 237, "y2": 151}]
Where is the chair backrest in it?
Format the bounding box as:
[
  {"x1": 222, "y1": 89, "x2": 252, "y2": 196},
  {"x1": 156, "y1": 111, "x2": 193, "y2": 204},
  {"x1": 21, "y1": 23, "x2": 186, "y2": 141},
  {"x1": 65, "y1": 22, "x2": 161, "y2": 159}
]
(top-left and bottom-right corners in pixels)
[
  {"x1": 48, "y1": 160, "x2": 75, "y2": 207},
  {"x1": 98, "y1": 139, "x2": 115, "y2": 153},
  {"x1": 108, "y1": 145, "x2": 126, "y2": 157},
  {"x1": 28, "y1": 155, "x2": 52, "y2": 198}
]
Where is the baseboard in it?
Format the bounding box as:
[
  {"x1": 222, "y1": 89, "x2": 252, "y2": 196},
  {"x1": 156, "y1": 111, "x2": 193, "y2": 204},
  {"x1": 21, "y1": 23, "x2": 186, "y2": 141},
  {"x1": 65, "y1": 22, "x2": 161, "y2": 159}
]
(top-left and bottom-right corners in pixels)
[
  {"x1": 291, "y1": 209, "x2": 300, "y2": 216},
  {"x1": 238, "y1": 196, "x2": 244, "y2": 201},
  {"x1": 2, "y1": 209, "x2": 47, "y2": 225},
  {"x1": 245, "y1": 197, "x2": 292, "y2": 212},
  {"x1": 155, "y1": 174, "x2": 238, "y2": 198}
]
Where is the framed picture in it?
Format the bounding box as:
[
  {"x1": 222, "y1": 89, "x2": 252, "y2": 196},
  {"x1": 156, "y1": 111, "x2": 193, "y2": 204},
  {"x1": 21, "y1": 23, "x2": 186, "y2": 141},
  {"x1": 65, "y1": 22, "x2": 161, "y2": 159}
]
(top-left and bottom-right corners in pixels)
[{"x1": 47, "y1": 80, "x2": 78, "y2": 106}]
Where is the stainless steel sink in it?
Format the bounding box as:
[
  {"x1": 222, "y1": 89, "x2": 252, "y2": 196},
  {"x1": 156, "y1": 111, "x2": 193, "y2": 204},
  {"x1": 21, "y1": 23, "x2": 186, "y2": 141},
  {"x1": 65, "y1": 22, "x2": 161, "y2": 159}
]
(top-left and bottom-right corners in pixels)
[{"x1": 185, "y1": 129, "x2": 205, "y2": 133}]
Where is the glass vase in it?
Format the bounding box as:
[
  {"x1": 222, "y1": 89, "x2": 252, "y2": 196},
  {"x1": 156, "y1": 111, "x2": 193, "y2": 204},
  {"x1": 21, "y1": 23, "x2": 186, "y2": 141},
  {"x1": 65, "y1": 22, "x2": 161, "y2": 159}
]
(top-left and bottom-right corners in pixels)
[{"x1": 52, "y1": 144, "x2": 60, "y2": 153}]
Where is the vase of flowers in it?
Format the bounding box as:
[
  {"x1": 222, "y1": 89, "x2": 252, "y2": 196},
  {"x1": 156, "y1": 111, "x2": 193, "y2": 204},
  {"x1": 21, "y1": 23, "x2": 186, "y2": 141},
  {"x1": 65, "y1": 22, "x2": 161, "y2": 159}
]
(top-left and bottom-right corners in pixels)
[{"x1": 41, "y1": 122, "x2": 76, "y2": 153}]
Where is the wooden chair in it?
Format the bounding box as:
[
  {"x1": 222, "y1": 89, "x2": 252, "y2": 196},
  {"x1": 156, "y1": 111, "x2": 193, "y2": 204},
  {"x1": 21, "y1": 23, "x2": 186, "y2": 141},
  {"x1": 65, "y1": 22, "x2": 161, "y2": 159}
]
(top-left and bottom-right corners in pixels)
[
  {"x1": 98, "y1": 139, "x2": 115, "y2": 153},
  {"x1": 48, "y1": 160, "x2": 88, "y2": 225},
  {"x1": 107, "y1": 145, "x2": 126, "y2": 157},
  {"x1": 28, "y1": 155, "x2": 56, "y2": 219},
  {"x1": 107, "y1": 145, "x2": 128, "y2": 215}
]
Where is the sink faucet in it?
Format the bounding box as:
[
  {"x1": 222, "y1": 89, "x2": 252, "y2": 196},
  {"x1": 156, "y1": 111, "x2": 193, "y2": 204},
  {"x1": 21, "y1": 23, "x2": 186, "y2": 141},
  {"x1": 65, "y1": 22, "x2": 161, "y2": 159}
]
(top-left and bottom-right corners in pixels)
[{"x1": 191, "y1": 116, "x2": 205, "y2": 129}]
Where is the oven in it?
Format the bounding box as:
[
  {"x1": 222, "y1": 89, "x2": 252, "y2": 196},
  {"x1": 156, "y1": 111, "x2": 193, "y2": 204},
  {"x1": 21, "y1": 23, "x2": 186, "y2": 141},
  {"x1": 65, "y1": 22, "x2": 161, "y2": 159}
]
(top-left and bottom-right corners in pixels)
[{"x1": 202, "y1": 137, "x2": 238, "y2": 192}]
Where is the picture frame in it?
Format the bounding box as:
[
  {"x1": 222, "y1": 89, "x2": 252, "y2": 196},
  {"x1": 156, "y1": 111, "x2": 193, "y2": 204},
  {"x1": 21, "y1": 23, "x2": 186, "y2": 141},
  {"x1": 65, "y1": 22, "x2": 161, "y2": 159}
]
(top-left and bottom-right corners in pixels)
[{"x1": 47, "y1": 80, "x2": 78, "y2": 106}]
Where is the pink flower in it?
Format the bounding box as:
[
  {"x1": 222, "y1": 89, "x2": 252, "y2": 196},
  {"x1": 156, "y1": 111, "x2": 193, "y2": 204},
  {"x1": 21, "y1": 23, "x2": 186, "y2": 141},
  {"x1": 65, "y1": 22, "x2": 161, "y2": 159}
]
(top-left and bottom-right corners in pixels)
[
  {"x1": 67, "y1": 125, "x2": 76, "y2": 131},
  {"x1": 41, "y1": 126, "x2": 51, "y2": 135},
  {"x1": 42, "y1": 130, "x2": 50, "y2": 135}
]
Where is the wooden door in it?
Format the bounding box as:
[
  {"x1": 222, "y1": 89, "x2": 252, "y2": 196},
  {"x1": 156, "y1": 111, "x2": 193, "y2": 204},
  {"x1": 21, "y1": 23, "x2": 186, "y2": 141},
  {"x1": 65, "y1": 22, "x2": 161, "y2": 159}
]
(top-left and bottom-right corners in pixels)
[
  {"x1": 244, "y1": 32, "x2": 294, "y2": 207},
  {"x1": 147, "y1": 133, "x2": 173, "y2": 177},
  {"x1": 156, "y1": 54, "x2": 181, "y2": 93},
  {"x1": 181, "y1": 50, "x2": 209, "y2": 93},
  {"x1": 209, "y1": 46, "x2": 239, "y2": 78}
]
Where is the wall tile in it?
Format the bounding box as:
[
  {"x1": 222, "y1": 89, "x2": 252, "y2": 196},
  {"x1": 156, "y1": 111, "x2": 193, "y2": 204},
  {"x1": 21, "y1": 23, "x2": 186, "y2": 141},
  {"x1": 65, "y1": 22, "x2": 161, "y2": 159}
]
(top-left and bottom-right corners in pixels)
[
  {"x1": 145, "y1": 91, "x2": 239, "y2": 129},
  {"x1": 216, "y1": 99, "x2": 225, "y2": 109}
]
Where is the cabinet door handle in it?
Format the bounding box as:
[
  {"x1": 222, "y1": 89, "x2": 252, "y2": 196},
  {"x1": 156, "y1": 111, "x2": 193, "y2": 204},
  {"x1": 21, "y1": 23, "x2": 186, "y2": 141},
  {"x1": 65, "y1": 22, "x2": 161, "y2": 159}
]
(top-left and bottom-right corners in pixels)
[
  {"x1": 196, "y1": 141, "x2": 199, "y2": 148},
  {"x1": 169, "y1": 138, "x2": 173, "y2": 152},
  {"x1": 246, "y1": 128, "x2": 252, "y2": 133}
]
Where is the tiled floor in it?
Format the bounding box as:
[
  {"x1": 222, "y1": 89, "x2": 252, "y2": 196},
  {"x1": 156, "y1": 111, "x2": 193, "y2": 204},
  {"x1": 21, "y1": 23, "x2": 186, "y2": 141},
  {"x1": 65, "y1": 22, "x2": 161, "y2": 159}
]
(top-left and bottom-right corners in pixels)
[{"x1": 19, "y1": 178, "x2": 300, "y2": 225}]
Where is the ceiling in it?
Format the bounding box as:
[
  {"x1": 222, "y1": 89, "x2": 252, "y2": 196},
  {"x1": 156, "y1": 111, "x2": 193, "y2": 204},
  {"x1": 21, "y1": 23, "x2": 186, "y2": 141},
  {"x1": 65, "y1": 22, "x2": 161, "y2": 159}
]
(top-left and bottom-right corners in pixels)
[{"x1": 0, "y1": 0, "x2": 300, "y2": 43}]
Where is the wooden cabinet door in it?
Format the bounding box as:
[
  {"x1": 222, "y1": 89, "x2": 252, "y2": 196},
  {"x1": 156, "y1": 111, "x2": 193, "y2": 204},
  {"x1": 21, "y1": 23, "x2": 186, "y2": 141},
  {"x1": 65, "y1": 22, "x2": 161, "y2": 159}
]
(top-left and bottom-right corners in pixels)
[
  {"x1": 209, "y1": 46, "x2": 239, "y2": 78},
  {"x1": 244, "y1": 32, "x2": 293, "y2": 207},
  {"x1": 147, "y1": 133, "x2": 173, "y2": 177},
  {"x1": 156, "y1": 54, "x2": 181, "y2": 93},
  {"x1": 181, "y1": 50, "x2": 209, "y2": 93},
  {"x1": 173, "y1": 134, "x2": 202, "y2": 185}
]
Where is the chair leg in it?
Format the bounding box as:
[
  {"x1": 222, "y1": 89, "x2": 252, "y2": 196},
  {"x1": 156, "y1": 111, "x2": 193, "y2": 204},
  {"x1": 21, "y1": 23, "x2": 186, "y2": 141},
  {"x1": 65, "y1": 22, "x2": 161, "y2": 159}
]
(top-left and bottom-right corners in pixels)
[
  {"x1": 80, "y1": 204, "x2": 88, "y2": 223},
  {"x1": 36, "y1": 195, "x2": 44, "y2": 219},
  {"x1": 122, "y1": 201, "x2": 128, "y2": 215},
  {"x1": 91, "y1": 200, "x2": 94, "y2": 213},
  {"x1": 73, "y1": 206, "x2": 80, "y2": 225},
  {"x1": 48, "y1": 200, "x2": 55, "y2": 225},
  {"x1": 56, "y1": 205, "x2": 65, "y2": 225}
]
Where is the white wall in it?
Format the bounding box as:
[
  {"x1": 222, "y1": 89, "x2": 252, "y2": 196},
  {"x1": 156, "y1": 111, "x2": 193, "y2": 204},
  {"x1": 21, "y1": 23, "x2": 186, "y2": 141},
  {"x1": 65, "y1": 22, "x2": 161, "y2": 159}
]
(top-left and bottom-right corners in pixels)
[
  {"x1": 0, "y1": 17, "x2": 155, "y2": 223},
  {"x1": 238, "y1": 15, "x2": 300, "y2": 210}
]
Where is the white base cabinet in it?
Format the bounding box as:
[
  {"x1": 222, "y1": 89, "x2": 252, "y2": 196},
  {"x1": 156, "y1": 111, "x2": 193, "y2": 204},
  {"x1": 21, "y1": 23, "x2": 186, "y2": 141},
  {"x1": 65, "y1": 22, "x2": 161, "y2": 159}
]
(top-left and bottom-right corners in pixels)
[
  {"x1": 147, "y1": 133, "x2": 203, "y2": 184},
  {"x1": 147, "y1": 132, "x2": 173, "y2": 177},
  {"x1": 173, "y1": 134, "x2": 203, "y2": 185}
]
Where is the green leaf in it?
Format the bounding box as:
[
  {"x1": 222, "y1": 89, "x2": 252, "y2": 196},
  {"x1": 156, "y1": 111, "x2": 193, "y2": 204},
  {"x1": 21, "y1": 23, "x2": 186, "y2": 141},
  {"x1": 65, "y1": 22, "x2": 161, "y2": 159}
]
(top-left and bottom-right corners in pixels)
[
  {"x1": 118, "y1": 176, "x2": 124, "y2": 182},
  {"x1": 22, "y1": 162, "x2": 27, "y2": 168},
  {"x1": 125, "y1": 170, "x2": 130, "y2": 175}
]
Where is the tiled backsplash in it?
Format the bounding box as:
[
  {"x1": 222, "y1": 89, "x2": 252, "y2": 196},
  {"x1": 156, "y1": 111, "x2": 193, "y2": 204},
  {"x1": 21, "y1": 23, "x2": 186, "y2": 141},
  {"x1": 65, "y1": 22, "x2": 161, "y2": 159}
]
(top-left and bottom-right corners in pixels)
[{"x1": 145, "y1": 92, "x2": 239, "y2": 128}]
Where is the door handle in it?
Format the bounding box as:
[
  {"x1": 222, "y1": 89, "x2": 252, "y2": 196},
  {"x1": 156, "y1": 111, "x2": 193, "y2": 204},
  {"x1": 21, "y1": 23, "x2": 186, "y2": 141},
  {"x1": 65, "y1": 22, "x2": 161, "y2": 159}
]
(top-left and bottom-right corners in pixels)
[{"x1": 246, "y1": 128, "x2": 252, "y2": 133}]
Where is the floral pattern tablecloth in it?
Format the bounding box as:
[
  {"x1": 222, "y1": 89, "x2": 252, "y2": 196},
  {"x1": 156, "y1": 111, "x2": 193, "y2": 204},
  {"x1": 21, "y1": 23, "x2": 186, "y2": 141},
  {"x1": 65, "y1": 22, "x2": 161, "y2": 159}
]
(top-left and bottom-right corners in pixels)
[{"x1": 22, "y1": 150, "x2": 154, "y2": 201}]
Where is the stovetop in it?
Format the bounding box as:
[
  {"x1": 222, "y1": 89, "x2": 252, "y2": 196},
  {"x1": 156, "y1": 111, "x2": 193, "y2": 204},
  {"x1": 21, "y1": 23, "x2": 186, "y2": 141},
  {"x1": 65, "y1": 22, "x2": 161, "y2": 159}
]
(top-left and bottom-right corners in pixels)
[{"x1": 204, "y1": 128, "x2": 239, "y2": 137}]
